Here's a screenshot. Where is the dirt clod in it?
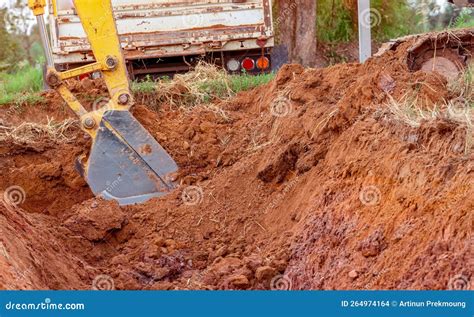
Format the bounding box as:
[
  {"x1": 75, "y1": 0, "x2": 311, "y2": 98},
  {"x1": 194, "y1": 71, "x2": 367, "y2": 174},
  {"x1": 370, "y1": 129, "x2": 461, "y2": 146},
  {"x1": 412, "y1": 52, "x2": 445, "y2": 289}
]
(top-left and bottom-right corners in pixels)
[
  {"x1": 349, "y1": 270, "x2": 359, "y2": 279},
  {"x1": 256, "y1": 266, "x2": 278, "y2": 282}
]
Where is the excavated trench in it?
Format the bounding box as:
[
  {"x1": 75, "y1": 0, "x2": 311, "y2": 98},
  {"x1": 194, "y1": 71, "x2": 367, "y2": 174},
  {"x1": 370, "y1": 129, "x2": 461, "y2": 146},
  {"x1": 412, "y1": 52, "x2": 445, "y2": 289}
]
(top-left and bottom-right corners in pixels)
[{"x1": 0, "y1": 30, "x2": 472, "y2": 290}]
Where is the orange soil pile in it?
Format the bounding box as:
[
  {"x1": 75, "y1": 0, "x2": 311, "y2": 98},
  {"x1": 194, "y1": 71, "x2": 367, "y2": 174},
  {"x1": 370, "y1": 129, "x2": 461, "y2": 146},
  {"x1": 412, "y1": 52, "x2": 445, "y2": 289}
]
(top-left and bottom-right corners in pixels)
[{"x1": 0, "y1": 39, "x2": 472, "y2": 290}]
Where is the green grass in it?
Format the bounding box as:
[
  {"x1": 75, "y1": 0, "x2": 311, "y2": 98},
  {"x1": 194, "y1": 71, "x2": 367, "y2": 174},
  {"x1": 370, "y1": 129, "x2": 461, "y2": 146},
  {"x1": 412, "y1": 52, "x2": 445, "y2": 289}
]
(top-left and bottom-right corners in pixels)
[
  {"x1": 228, "y1": 72, "x2": 274, "y2": 93},
  {"x1": 316, "y1": 0, "x2": 417, "y2": 44},
  {"x1": 131, "y1": 75, "x2": 166, "y2": 94},
  {"x1": 0, "y1": 66, "x2": 274, "y2": 109},
  {"x1": 131, "y1": 72, "x2": 275, "y2": 96},
  {"x1": 0, "y1": 65, "x2": 44, "y2": 106},
  {"x1": 199, "y1": 72, "x2": 275, "y2": 99},
  {"x1": 132, "y1": 71, "x2": 275, "y2": 105},
  {"x1": 451, "y1": 10, "x2": 474, "y2": 29}
]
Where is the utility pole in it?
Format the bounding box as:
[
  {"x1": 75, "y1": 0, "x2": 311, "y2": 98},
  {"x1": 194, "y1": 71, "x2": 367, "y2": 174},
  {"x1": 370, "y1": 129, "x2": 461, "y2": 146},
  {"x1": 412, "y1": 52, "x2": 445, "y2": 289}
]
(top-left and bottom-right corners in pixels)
[{"x1": 358, "y1": 0, "x2": 372, "y2": 63}]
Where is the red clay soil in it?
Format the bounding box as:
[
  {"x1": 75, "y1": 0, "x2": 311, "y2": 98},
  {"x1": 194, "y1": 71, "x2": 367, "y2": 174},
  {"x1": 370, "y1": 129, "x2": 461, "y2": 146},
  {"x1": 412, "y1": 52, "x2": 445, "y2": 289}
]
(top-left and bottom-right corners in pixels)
[{"x1": 0, "y1": 39, "x2": 472, "y2": 290}]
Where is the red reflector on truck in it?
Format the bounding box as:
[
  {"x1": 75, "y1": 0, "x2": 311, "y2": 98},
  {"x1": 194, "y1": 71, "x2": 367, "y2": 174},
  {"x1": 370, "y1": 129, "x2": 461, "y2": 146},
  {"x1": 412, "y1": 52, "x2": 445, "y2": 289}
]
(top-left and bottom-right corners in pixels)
[{"x1": 241, "y1": 58, "x2": 255, "y2": 71}]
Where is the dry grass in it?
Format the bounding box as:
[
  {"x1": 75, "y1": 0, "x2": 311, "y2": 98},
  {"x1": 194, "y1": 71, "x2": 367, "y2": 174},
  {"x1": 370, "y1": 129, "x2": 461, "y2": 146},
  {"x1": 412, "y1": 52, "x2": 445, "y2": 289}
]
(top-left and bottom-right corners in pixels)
[
  {"x1": 447, "y1": 66, "x2": 474, "y2": 154},
  {"x1": 159, "y1": 62, "x2": 232, "y2": 107},
  {"x1": 388, "y1": 64, "x2": 473, "y2": 128},
  {"x1": 387, "y1": 66, "x2": 473, "y2": 154},
  {"x1": 386, "y1": 94, "x2": 441, "y2": 128},
  {"x1": 200, "y1": 103, "x2": 231, "y2": 122},
  {"x1": 132, "y1": 61, "x2": 274, "y2": 117},
  {"x1": 447, "y1": 64, "x2": 473, "y2": 105},
  {"x1": 387, "y1": 94, "x2": 473, "y2": 128},
  {"x1": 0, "y1": 118, "x2": 78, "y2": 145},
  {"x1": 310, "y1": 107, "x2": 339, "y2": 139},
  {"x1": 134, "y1": 61, "x2": 231, "y2": 110}
]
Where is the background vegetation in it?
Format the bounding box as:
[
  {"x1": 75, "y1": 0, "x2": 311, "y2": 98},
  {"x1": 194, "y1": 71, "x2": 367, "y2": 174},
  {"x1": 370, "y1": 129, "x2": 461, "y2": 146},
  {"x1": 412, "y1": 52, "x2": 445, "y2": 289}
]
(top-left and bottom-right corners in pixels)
[
  {"x1": 0, "y1": 0, "x2": 473, "y2": 106},
  {"x1": 316, "y1": 0, "x2": 473, "y2": 43}
]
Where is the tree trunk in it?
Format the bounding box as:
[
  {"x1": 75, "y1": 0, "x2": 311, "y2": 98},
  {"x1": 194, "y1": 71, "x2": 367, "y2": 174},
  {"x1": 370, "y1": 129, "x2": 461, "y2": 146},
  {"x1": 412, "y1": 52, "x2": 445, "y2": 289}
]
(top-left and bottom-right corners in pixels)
[{"x1": 276, "y1": 0, "x2": 318, "y2": 67}]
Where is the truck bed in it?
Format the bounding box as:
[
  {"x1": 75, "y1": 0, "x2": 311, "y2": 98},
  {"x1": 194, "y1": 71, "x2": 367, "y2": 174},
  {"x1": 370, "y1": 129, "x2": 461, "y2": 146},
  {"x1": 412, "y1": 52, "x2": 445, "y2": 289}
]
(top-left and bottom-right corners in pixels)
[{"x1": 49, "y1": 0, "x2": 274, "y2": 73}]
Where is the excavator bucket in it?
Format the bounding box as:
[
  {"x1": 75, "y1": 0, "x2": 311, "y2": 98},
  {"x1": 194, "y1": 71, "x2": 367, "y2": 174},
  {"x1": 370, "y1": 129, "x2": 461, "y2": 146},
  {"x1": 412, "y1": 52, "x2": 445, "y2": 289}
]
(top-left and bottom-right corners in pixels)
[
  {"x1": 29, "y1": 0, "x2": 179, "y2": 205},
  {"x1": 82, "y1": 110, "x2": 178, "y2": 205}
]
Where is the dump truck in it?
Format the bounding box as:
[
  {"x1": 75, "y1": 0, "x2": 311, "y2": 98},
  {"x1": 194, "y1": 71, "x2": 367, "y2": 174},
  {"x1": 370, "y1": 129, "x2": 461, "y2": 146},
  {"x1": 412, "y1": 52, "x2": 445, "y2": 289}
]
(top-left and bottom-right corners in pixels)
[{"x1": 47, "y1": 0, "x2": 274, "y2": 78}]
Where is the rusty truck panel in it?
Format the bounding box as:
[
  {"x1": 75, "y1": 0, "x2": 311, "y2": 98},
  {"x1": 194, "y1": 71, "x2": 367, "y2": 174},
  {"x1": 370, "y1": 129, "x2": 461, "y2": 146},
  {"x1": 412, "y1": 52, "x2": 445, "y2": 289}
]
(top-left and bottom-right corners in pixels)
[{"x1": 48, "y1": 0, "x2": 274, "y2": 74}]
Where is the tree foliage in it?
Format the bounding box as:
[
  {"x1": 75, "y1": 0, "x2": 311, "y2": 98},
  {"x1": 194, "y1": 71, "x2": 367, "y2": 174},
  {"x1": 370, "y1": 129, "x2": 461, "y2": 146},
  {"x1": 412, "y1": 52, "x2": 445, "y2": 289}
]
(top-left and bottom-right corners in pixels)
[
  {"x1": 317, "y1": 0, "x2": 420, "y2": 43},
  {"x1": 0, "y1": 0, "x2": 42, "y2": 71},
  {"x1": 316, "y1": 0, "x2": 473, "y2": 44},
  {"x1": 0, "y1": 8, "x2": 26, "y2": 71}
]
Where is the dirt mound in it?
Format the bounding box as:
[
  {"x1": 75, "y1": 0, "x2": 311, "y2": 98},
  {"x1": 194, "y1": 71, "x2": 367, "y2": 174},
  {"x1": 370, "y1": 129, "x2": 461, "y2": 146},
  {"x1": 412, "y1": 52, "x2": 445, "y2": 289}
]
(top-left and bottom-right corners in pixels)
[
  {"x1": 0, "y1": 32, "x2": 472, "y2": 290},
  {"x1": 0, "y1": 201, "x2": 89, "y2": 289}
]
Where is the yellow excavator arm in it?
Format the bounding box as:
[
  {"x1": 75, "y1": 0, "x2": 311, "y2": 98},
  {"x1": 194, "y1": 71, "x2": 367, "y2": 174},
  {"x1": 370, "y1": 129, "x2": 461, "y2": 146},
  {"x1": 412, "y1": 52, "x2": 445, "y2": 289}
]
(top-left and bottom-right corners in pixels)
[
  {"x1": 27, "y1": 0, "x2": 46, "y2": 15},
  {"x1": 29, "y1": 0, "x2": 178, "y2": 205},
  {"x1": 29, "y1": 0, "x2": 132, "y2": 127}
]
